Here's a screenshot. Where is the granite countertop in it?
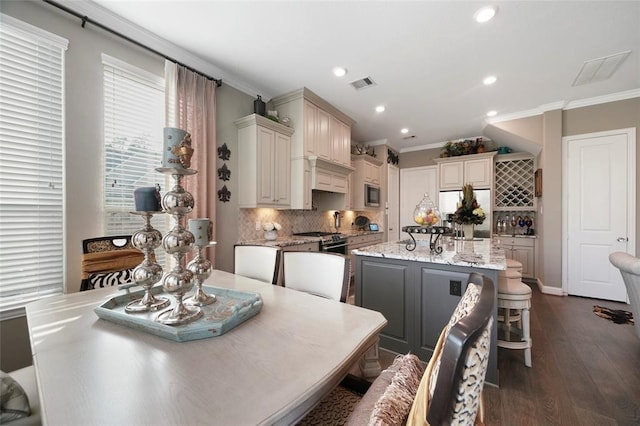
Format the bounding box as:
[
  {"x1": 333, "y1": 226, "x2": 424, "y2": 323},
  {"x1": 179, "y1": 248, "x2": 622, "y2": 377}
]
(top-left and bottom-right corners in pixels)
[
  {"x1": 236, "y1": 231, "x2": 382, "y2": 248},
  {"x1": 493, "y1": 234, "x2": 538, "y2": 239},
  {"x1": 352, "y1": 238, "x2": 507, "y2": 271}
]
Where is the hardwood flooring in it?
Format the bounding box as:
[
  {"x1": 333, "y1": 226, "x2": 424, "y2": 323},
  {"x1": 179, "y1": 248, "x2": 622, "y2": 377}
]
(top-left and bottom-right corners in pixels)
[
  {"x1": 484, "y1": 284, "x2": 640, "y2": 425},
  {"x1": 351, "y1": 284, "x2": 640, "y2": 425}
]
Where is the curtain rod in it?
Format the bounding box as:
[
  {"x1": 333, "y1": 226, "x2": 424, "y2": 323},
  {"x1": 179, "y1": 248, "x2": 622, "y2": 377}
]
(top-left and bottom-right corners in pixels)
[{"x1": 42, "y1": 0, "x2": 222, "y2": 87}]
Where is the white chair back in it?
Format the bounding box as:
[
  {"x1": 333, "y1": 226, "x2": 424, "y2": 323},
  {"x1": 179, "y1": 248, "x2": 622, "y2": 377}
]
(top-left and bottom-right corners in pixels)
[
  {"x1": 609, "y1": 251, "x2": 640, "y2": 338},
  {"x1": 283, "y1": 252, "x2": 349, "y2": 302},
  {"x1": 234, "y1": 245, "x2": 281, "y2": 284}
]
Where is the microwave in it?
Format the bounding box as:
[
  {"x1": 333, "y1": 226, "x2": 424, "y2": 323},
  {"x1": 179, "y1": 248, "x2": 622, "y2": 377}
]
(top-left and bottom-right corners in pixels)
[{"x1": 364, "y1": 184, "x2": 380, "y2": 207}]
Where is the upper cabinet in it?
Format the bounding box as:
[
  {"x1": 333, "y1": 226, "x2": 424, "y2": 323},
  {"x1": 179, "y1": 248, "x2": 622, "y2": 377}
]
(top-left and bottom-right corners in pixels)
[
  {"x1": 272, "y1": 88, "x2": 355, "y2": 209},
  {"x1": 434, "y1": 152, "x2": 497, "y2": 191},
  {"x1": 494, "y1": 153, "x2": 536, "y2": 211},
  {"x1": 351, "y1": 154, "x2": 383, "y2": 210},
  {"x1": 235, "y1": 114, "x2": 294, "y2": 208}
]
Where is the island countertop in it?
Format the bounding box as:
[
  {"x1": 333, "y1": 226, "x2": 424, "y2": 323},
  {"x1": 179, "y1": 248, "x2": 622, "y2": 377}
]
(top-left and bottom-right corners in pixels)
[{"x1": 352, "y1": 238, "x2": 506, "y2": 271}]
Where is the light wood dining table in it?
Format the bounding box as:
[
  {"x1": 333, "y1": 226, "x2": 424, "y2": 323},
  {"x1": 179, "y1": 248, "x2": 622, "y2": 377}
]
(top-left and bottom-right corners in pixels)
[{"x1": 25, "y1": 269, "x2": 387, "y2": 425}]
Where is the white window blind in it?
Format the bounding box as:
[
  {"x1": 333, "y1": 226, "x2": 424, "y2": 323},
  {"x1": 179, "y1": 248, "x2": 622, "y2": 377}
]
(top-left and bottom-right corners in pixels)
[
  {"x1": 102, "y1": 55, "x2": 167, "y2": 241},
  {"x1": 0, "y1": 14, "x2": 68, "y2": 317}
]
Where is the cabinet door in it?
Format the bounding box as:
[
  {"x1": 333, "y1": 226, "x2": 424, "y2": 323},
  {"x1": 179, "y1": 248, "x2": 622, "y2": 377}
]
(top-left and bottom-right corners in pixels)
[
  {"x1": 330, "y1": 116, "x2": 341, "y2": 164},
  {"x1": 303, "y1": 100, "x2": 317, "y2": 156},
  {"x1": 316, "y1": 108, "x2": 331, "y2": 160},
  {"x1": 340, "y1": 121, "x2": 351, "y2": 166},
  {"x1": 274, "y1": 132, "x2": 291, "y2": 205},
  {"x1": 257, "y1": 127, "x2": 276, "y2": 204},
  {"x1": 464, "y1": 158, "x2": 492, "y2": 188},
  {"x1": 439, "y1": 161, "x2": 464, "y2": 190},
  {"x1": 513, "y1": 246, "x2": 535, "y2": 279},
  {"x1": 365, "y1": 162, "x2": 380, "y2": 184}
]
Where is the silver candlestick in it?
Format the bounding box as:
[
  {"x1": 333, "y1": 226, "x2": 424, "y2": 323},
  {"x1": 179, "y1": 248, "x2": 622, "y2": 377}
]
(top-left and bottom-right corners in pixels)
[
  {"x1": 155, "y1": 168, "x2": 202, "y2": 325},
  {"x1": 125, "y1": 211, "x2": 170, "y2": 313},
  {"x1": 185, "y1": 242, "x2": 217, "y2": 306}
]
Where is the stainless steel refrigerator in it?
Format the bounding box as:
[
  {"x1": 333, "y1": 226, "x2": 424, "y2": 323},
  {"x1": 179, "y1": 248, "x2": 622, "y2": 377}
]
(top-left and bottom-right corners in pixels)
[{"x1": 438, "y1": 190, "x2": 492, "y2": 238}]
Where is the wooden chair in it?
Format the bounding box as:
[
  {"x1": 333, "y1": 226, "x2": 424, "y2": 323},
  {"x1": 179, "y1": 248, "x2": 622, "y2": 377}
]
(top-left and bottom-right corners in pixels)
[
  {"x1": 283, "y1": 252, "x2": 349, "y2": 302},
  {"x1": 609, "y1": 252, "x2": 640, "y2": 339},
  {"x1": 234, "y1": 245, "x2": 281, "y2": 285},
  {"x1": 80, "y1": 235, "x2": 142, "y2": 291}
]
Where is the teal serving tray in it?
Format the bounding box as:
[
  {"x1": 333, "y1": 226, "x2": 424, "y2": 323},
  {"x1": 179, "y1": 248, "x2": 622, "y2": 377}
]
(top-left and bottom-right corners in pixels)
[{"x1": 94, "y1": 285, "x2": 263, "y2": 342}]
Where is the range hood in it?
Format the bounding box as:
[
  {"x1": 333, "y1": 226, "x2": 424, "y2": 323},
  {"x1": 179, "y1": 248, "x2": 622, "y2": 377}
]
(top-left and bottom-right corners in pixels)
[{"x1": 308, "y1": 156, "x2": 354, "y2": 194}]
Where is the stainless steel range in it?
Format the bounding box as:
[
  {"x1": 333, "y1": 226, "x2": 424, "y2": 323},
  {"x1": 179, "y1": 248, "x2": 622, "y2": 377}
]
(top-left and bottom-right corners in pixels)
[{"x1": 293, "y1": 232, "x2": 348, "y2": 255}]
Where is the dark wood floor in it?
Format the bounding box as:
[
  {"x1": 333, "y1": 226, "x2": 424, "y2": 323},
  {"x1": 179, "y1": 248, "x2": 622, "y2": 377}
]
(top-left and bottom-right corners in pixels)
[{"x1": 483, "y1": 284, "x2": 640, "y2": 425}]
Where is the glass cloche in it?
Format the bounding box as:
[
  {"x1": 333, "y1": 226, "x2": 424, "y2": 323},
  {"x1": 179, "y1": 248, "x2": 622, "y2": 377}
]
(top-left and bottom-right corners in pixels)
[{"x1": 413, "y1": 193, "x2": 441, "y2": 227}]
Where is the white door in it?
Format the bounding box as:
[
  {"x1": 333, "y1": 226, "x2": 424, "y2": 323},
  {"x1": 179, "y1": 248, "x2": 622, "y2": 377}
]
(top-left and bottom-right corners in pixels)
[
  {"x1": 563, "y1": 128, "x2": 636, "y2": 301},
  {"x1": 387, "y1": 165, "x2": 399, "y2": 241},
  {"x1": 400, "y1": 166, "x2": 438, "y2": 231}
]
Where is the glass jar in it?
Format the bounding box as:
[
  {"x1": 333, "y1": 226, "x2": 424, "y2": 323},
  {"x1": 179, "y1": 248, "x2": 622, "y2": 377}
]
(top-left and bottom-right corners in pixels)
[{"x1": 413, "y1": 193, "x2": 441, "y2": 227}]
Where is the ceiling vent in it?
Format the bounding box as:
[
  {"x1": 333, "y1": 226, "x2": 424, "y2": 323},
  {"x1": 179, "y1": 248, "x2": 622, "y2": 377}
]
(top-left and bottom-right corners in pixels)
[
  {"x1": 350, "y1": 76, "x2": 377, "y2": 90},
  {"x1": 572, "y1": 50, "x2": 631, "y2": 86}
]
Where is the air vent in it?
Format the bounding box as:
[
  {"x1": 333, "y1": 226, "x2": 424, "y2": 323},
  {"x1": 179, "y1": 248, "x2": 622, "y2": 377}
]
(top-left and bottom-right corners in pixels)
[
  {"x1": 572, "y1": 50, "x2": 631, "y2": 86},
  {"x1": 402, "y1": 135, "x2": 416, "y2": 140},
  {"x1": 350, "y1": 76, "x2": 377, "y2": 90}
]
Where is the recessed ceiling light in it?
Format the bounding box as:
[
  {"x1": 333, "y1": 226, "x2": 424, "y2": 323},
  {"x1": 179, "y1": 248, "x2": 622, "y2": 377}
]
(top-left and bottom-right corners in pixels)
[
  {"x1": 474, "y1": 6, "x2": 497, "y2": 23},
  {"x1": 486, "y1": 110, "x2": 497, "y2": 117},
  {"x1": 483, "y1": 75, "x2": 497, "y2": 85},
  {"x1": 375, "y1": 105, "x2": 385, "y2": 113},
  {"x1": 400, "y1": 128, "x2": 409, "y2": 134},
  {"x1": 333, "y1": 67, "x2": 347, "y2": 77}
]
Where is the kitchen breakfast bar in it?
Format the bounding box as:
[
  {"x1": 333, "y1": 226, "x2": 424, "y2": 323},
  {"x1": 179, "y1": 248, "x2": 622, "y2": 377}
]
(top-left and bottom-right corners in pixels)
[{"x1": 353, "y1": 238, "x2": 506, "y2": 385}]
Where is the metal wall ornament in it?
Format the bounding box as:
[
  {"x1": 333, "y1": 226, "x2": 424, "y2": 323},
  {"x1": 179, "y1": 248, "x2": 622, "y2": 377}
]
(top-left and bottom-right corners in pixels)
[
  {"x1": 217, "y1": 163, "x2": 231, "y2": 181},
  {"x1": 387, "y1": 149, "x2": 399, "y2": 165},
  {"x1": 218, "y1": 185, "x2": 231, "y2": 202},
  {"x1": 217, "y1": 143, "x2": 231, "y2": 161}
]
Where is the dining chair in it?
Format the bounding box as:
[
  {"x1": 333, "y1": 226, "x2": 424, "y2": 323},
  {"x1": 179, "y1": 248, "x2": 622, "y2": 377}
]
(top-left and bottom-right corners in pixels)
[
  {"x1": 283, "y1": 252, "x2": 349, "y2": 302},
  {"x1": 234, "y1": 245, "x2": 281, "y2": 285},
  {"x1": 80, "y1": 235, "x2": 143, "y2": 291},
  {"x1": 609, "y1": 252, "x2": 640, "y2": 339}
]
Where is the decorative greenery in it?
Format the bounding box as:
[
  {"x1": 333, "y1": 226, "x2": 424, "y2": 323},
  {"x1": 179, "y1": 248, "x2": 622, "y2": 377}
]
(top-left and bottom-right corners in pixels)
[
  {"x1": 441, "y1": 138, "x2": 487, "y2": 157},
  {"x1": 452, "y1": 184, "x2": 486, "y2": 225}
]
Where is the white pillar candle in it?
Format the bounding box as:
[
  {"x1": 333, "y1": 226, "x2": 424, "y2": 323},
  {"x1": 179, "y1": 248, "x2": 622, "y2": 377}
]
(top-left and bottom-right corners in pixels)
[
  {"x1": 162, "y1": 127, "x2": 193, "y2": 169},
  {"x1": 189, "y1": 218, "x2": 212, "y2": 246}
]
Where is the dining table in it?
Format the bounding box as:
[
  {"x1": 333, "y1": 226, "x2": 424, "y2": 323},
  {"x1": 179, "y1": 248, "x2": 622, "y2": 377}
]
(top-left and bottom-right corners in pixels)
[{"x1": 25, "y1": 269, "x2": 387, "y2": 425}]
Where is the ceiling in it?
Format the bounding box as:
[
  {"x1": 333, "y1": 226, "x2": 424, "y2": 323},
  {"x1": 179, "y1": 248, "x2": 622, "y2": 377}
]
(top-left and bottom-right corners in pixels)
[{"x1": 80, "y1": 1, "x2": 639, "y2": 152}]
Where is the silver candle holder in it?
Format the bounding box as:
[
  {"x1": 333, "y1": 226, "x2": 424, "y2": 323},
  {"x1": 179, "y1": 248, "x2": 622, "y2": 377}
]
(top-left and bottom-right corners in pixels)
[
  {"x1": 185, "y1": 241, "x2": 217, "y2": 306},
  {"x1": 125, "y1": 211, "x2": 170, "y2": 313},
  {"x1": 155, "y1": 168, "x2": 202, "y2": 325}
]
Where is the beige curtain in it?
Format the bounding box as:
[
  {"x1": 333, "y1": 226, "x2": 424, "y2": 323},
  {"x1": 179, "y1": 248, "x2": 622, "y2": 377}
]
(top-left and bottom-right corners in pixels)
[{"x1": 165, "y1": 61, "x2": 217, "y2": 261}]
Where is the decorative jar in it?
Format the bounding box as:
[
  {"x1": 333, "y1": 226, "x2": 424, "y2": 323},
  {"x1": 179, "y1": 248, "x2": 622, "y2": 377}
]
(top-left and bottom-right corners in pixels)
[
  {"x1": 264, "y1": 230, "x2": 277, "y2": 241},
  {"x1": 413, "y1": 193, "x2": 441, "y2": 227}
]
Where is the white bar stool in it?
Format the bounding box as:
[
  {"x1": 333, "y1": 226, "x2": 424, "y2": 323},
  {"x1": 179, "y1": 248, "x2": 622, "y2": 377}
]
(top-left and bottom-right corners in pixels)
[{"x1": 497, "y1": 266, "x2": 533, "y2": 367}]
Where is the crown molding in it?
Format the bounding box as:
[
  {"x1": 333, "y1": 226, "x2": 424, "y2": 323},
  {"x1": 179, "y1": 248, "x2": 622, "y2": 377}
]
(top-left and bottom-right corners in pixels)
[
  {"x1": 51, "y1": 0, "x2": 271, "y2": 99},
  {"x1": 486, "y1": 89, "x2": 640, "y2": 124}
]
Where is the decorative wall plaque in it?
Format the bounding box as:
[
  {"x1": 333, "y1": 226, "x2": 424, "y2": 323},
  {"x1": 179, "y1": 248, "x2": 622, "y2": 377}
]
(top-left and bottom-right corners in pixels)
[
  {"x1": 217, "y1": 143, "x2": 231, "y2": 161},
  {"x1": 217, "y1": 163, "x2": 231, "y2": 181},
  {"x1": 218, "y1": 185, "x2": 231, "y2": 202}
]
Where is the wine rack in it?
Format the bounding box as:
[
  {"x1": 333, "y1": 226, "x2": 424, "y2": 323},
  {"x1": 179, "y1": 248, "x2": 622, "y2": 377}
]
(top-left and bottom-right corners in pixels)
[{"x1": 494, "y1": 154, "x2": 535, "y2": 210}]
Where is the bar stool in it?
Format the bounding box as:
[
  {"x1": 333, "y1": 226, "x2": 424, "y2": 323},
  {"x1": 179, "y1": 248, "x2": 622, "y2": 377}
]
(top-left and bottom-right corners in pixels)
[{"x1": 497, "y1": 265, "x2": 532, "y2": 367}]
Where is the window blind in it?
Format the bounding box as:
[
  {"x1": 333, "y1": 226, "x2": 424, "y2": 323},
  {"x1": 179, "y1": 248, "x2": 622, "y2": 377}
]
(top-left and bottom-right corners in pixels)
[
  {"x1": 102, "y1": 54, "x2": 168, "y2": 242},
  {"x1": 0, "y1": 14, "x2": 68, "y2": 317}
]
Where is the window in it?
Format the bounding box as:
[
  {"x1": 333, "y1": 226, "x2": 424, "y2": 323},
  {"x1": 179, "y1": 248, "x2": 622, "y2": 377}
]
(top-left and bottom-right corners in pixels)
[
  {"x1": 102, "y1": 54, "x2": 167, "y2": 241},
  {"x1": 0, "y1": 14, "x2": 68, "y2": 317}
]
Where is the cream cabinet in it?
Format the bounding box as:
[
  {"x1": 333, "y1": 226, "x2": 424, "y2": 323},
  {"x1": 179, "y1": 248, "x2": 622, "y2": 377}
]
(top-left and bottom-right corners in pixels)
[
  {"x1": 497, "y1": 236, "x2": 536, "y2": 279},
  {"x1": 434, "y1": 152, "x2": 496, "y2": 191},
  {"x1": 272, "y1": 88, "x2": 355, "y2": 209},
  {"x1": 235, "y1": 114, "x2": 294, "y2": 208},
  {"x1": 351, "y1": 154, "x2": 383, "y2": 210}
]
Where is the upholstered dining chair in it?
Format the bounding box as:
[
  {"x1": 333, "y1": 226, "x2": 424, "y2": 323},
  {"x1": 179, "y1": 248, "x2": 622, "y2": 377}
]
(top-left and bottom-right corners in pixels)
[
  {"x1": 80, "y1": 235, "x2": 143, "y2": 291},
  {"x1": 234, "y1": 245, "x2": 281, "y2": 285},
  {"x1": 283, "y1": 252, "x2": 349, "y2": 302},
  {"x1": 609, "y1": 252, "x2": 640, "y2": 339}
]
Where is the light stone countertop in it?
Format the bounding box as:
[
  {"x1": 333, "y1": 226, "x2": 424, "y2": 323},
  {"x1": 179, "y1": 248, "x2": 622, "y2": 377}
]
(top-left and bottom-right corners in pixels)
[
  {"x1": 352, "y1": 238, "x2": 507, "y2": 270},
  {"x1": 236, "y1": 231, "x2": 383, "y2": 248}
]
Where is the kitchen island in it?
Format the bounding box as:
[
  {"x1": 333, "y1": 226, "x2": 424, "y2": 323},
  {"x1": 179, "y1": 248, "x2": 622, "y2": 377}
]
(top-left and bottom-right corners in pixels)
[{"x1": 353, "y1": 238, "x2": 505, "y2": 385}]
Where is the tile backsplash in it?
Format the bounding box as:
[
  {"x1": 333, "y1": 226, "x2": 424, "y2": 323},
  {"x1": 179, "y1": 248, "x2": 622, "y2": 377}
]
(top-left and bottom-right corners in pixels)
[{"x1": 238, "y1": 209, "x2": 385, "y2": 241}]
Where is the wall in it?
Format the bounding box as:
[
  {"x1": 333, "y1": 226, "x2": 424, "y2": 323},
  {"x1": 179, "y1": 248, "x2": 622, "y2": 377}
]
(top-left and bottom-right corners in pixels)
[{"x1": 398, "y1": 147, "x2": 442, "y2": 169}]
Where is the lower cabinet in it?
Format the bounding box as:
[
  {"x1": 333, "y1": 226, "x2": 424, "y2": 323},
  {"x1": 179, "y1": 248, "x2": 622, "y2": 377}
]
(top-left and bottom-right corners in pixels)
[
  {"x1": 354, "y1": 255, "x2": 499, "y2": 384},
  {"x1": 347, "y1": 233, "x2": 383, "y2": 278},
  {"x1": 497, "y1": 237, "x2": 536, "y2": 279}
]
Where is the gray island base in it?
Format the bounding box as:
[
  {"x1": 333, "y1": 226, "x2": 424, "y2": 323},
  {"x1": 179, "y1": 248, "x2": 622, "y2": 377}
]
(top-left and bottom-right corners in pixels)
[{"x1": 353, "y1": 238, "x2": 506, "y2": 385}]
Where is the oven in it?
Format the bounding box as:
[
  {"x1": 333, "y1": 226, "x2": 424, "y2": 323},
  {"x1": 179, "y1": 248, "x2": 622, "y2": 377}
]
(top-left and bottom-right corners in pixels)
[{"x1": 293, "y1": 232, "x2": 348, "y2": 255}]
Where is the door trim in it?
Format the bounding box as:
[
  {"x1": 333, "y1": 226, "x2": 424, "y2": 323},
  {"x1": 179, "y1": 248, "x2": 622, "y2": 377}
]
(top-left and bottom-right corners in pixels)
[{"x1": 561, "y1": 127, "x2": 636, "y2": 297}]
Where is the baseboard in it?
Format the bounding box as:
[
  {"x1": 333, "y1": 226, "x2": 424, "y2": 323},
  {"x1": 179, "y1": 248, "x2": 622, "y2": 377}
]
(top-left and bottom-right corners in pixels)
[{"x1": 536, "y1": 278, "x2": 565, "y2": 296}]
